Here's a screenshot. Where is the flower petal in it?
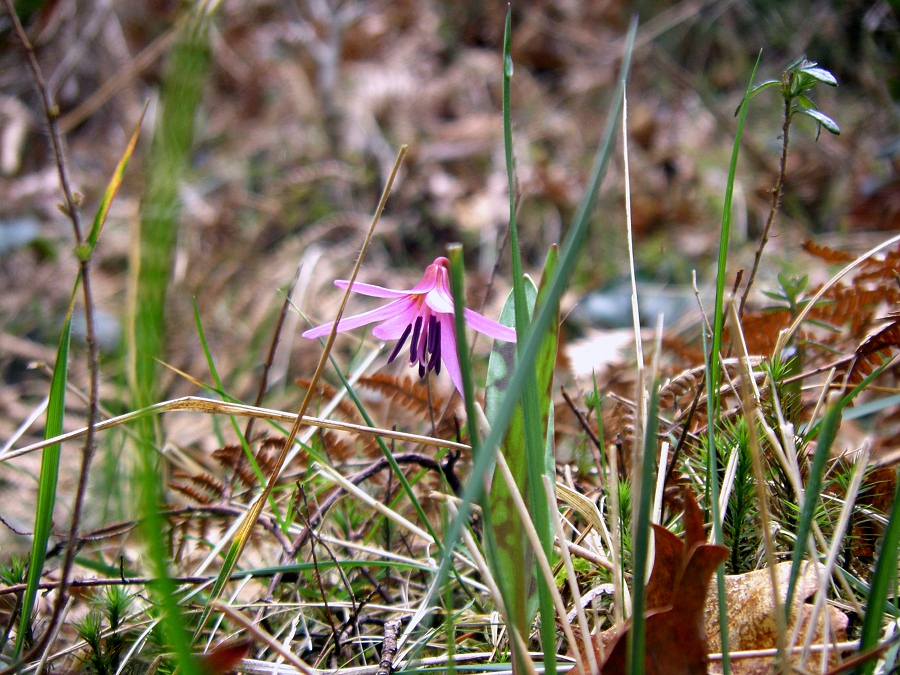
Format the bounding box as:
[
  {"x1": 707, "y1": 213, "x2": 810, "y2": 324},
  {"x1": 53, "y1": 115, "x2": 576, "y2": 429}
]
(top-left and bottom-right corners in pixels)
[
  {"x1": 334, "y1": 280, "x2": 415, "y2": 298},
  {"x1": 410, "y1": 257, "x2": 448, "y2": 293},
  {"x1": 302, "y1": 299, "x2": 409, "y2": 339},
  {"x1": 370, "y1": 298, "x2": 419, "y2": 340},
  {"x1": 439, "y1": 318, "x2": 464, "y2": 395},
  {"x1": 424, "y1": 285, "x2": 455, "y2": 314},
  {"x1": 464, "y1": 308, "x2": 517, "y2": 342}
]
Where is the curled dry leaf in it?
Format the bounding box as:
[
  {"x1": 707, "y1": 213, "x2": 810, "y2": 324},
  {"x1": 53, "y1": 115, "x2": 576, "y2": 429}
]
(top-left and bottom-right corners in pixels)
[
  {"x1": 588, "y1": 487, "x2": 729, "y2": 675},
  {"x1": 705, "y1": 561, "x2": 849, "y2": 675}
]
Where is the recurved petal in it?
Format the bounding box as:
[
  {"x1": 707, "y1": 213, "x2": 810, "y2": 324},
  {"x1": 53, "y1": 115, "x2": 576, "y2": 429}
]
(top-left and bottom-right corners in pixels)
[
  {"x1": 334, "y1": 280, "x2": 414, "y2": 298},
  {"x1": 302, "y1": 298, "x2": 409, "y2": 339},
  {"x1": 463, "y1": 308, "x2": 517, "y2": 342}
]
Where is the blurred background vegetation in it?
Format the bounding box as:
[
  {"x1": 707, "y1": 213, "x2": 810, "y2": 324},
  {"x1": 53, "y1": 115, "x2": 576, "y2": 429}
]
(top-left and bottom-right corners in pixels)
[{"x1": 0, "y1": 0, "x2": 898, "y2": 542}]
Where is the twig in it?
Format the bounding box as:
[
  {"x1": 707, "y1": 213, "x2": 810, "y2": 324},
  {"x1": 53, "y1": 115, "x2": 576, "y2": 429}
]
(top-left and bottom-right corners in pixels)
[
  {"x1": 560, "y1": 386, "x2": 605, "y2": 481},
  {"x1": 298, "y1": 487, "x2": 343, "y2": 667},
  {"x1": 211, "y1": 601, "x2": 316, "y2": 675},
  {"x1": 375, "y1": 619, "x2": 402, "y2": 675},
  {"x1": 739, "y1": 88, "x2": 791, "y2": 317},
  {"x1": 1, "y1": 2, "x2": 103, "y2": 669},
  {"x1": 243, "y1": 261, "x2": 304, "y2": 443}
]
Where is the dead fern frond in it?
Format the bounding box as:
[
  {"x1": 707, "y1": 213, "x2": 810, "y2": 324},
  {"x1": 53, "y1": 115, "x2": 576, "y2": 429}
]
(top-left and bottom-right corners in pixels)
[
  {"x1": 320, "y1": 429, "x2": 363, "y2": 460},
  {"x1": 843, "y1": 313, "x2": 900, "y2": 383},
  {"x1": 802, "y1": 239, "x2": 855, "y2": 264},
  {"x1": 295, "y1": 377, "x2": 363, "y2": 422},
  {"x1": 170, "y1": 482, "x2": 215, "y2": 505},
  {"x1": 358, "y1": 374, "x2": 445, "y2": 417},
  {"x1": 213, "y1": 444, "x2": 259, "y2": 488}
]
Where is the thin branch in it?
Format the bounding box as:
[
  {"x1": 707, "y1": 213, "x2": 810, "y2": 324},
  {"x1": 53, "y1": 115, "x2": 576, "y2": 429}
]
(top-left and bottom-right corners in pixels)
[
  {"x1": 739, "y1": 86, "x2": 792, "y2": 317},
  {"x1": 1, "y1": 3, "x2": 103, "y2": 669}
]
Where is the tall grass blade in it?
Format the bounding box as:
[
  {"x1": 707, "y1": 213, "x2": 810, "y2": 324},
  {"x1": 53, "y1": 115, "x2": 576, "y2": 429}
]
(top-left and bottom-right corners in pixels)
[
  {"x1": 858, "y1": 476, "x2": 900, "y2": 675},
  {"x1": 129, "y1": 9, "x2": 211, "y2": 672},
  {"x1": 13, "y1": 282, "x2": 77, "y2": 657},
  {"x1": 503, "y1": 7, "x2": 559, "y2": 664},
  {"x1": 426, "y1": 16, "x2": 637, "y2": 665},
  {"x1": 708, "y1": 50, "x2": 761, "y2": 419},
  {"x1": 626, "y1": 375, "x2": 660, "y2": 675}
]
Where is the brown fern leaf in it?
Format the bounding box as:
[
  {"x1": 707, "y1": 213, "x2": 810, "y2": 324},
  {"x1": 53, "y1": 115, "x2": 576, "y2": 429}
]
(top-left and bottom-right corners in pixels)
[
  {"x1": 320, "y1": 429, "x2": 361, "y2": 460},
  {"x1": 802, "y1": 239, "x2": 855, "y2": 264},
  {"x1": 250, "y1": 437, "x2": 285, "y2": 475},
  {"x1": 194, "y1": 473, "x2": 226, "y2": 497},
  {"x1": 212, "y1": 444, "x2": 258, "y2": 488},
  {"x1": 170, "y1": 482, "x2": 214, "y2": 504},
  {"x1": 295, "y1": 378, "x2": 362, "y2": 422},
  {"x1": 843, "y1": 313, "x2": 900, "y2": 383},
  {"x1": 738, "y1": 307, "x2": 793, "y2": 355},
  {"x1": 659, "y1": 369, "x2": 700, "y2": 411},
  {"x1": 858, "y1": 245, "x2": 900, "y2": 280},
  {"x1": 358, "y1": 374, "x2": 446, "y2": 417}
]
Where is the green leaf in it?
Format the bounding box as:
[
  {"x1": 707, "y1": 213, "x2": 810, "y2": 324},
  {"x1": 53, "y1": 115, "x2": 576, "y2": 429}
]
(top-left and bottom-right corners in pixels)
[
  {"x1": 795, "y1": 108, "x2": 840, "y2": 136},
  {"x1": 794, "y1": 94, "x2": 817, "y2": 110},
  {"x1": 484, "y1": 276, "x2": 539, "y2": 640},
  {"x1": 798, "y1": 66, "x2": 837, "y2": 86},
  {"x1": 15, "y1": 280, "x2": 78, "y2": 658}
]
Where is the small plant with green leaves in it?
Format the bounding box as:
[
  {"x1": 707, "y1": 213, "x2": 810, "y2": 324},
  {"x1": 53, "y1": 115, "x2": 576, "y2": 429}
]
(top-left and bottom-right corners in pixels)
[{"x1": 73, "y1": 587, "x2": 138, "y2": 675}]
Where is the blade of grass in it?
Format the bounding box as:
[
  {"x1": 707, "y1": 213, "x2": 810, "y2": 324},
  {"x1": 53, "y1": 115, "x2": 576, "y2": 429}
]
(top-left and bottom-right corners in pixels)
[
  {"x1": 500, "y1": 9, "x2": 558, "y2": 670},
  {"x1": 856, "y1": 467, "x2": 900, "y2": 675},
  {"x1": 83, "y1": 101, "x2": 148, "y2": 257},
  {"x1": 626, "y1": 321, "x2": 662, "y2": 675},
  {"x1": 13, "y1": 282, "x2": 78, "y2": 658},
  {"x1": 702, "y1": 327, "x2": 732, "y2": 674},
  {"x1": 130, "y1": 9, "x2": 212, "y2": 671},
  {"x1": 704, "y1": 52, "x2": 761, "y2": 675},
  {"x1": 709, "y1": 50, "x2": 761, "y2": 422},
  {"x1": 421, "y1": 19, "x2": 638, "y2": 662}
]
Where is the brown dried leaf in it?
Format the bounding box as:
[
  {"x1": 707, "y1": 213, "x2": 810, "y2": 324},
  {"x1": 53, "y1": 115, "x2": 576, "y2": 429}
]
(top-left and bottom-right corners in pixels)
[
  {"x1": 599, "y1": 487, "x2": 729, "y2": 675},
  {"x1": 705, "y1": 561, "x2": 849, "y2": 675}
]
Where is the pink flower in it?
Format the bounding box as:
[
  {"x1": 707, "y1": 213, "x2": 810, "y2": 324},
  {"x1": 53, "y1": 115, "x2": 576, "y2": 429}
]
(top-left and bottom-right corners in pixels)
[{"x1": 303, "y1": 257, "x2": 516, "y2": 394}]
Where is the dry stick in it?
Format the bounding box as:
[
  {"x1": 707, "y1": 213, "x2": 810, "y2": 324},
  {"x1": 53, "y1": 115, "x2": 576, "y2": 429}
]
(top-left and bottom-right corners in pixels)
[
  {"x1": 2, "y1": 396, "x2": 468, "y2": 462},
  {"x1": 544, "y1": 476, "x2": 602, "y2": 671},
  {"x1": 375, "y1": 619, "x2": 403, "y2": 675},
  {"x1": 560, "y1": 386, "x2": 605, "y2": 480},
  {"x1": 739, "y1": 89, "x2": 791, "y2": 318},
  {"x1": 243, "y1": 261, "x2": 305, "y2": 444},
  {"x1": 2, "y1": 3, "x2": 103, "y2": 668},
  {"x1": 211, "y1": 601, "x2": 316, "y2": 675}
]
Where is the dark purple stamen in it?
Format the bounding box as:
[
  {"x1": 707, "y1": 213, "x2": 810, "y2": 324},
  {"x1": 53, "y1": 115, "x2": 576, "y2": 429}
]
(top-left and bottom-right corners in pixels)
[
  {"x1": 427, "y1": 320, "x2": 441, "y2": 372},
  {"x1": 388, "y1": 323, "x2": 413, "y2": 364},
  {"x1": 427, "y1": 315, "x2": 438, "y2": 353},
  {"x1": 409, "y1": 316, "x2": 423, "y2": 365}
]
